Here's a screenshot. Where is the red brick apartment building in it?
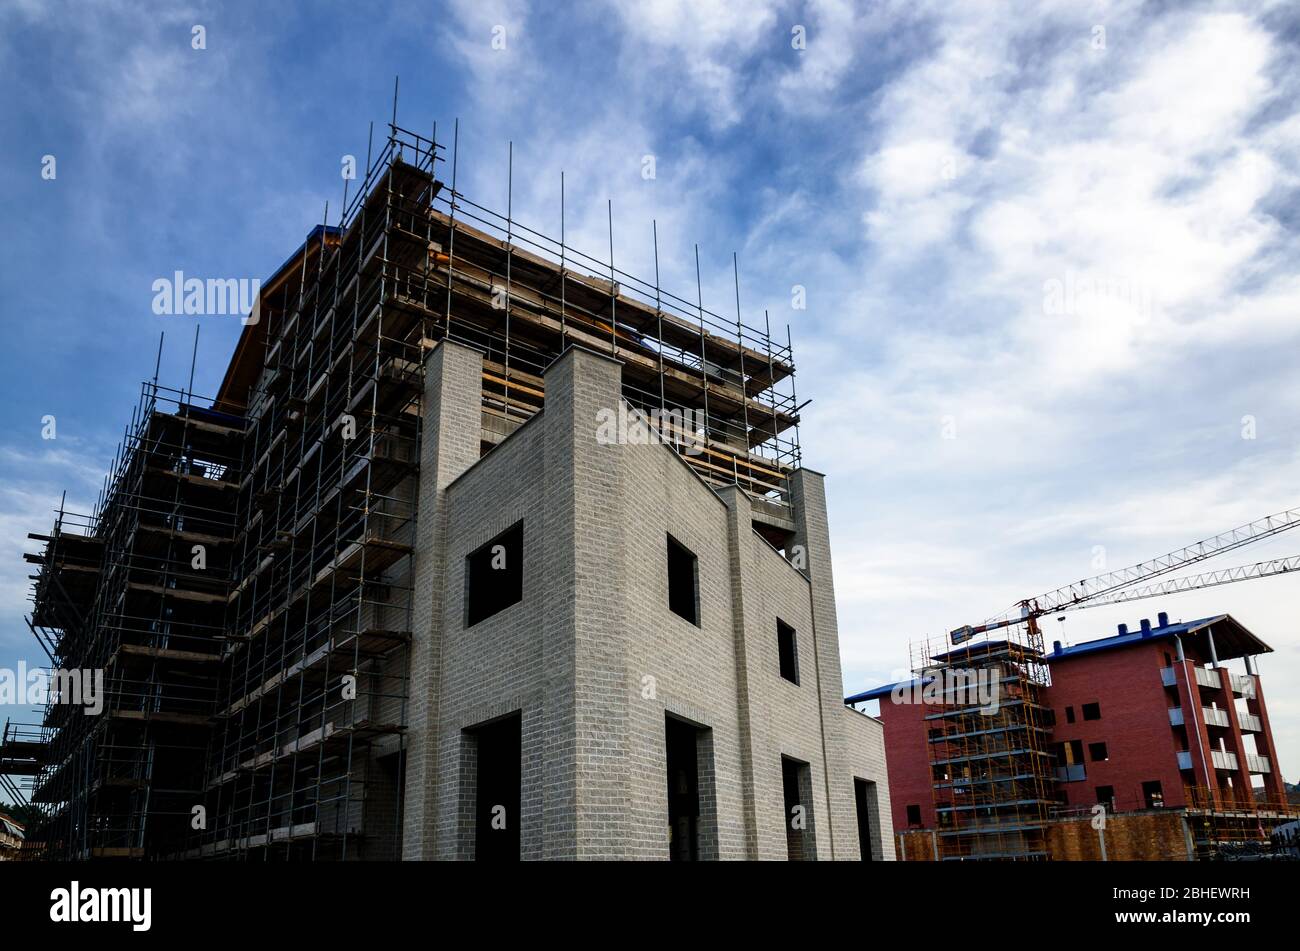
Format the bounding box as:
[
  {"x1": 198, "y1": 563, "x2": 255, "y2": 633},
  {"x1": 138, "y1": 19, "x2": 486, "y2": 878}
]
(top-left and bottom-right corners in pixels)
[{"x1": 849, "y1": 613, "x2": 1292, "y2": 859}]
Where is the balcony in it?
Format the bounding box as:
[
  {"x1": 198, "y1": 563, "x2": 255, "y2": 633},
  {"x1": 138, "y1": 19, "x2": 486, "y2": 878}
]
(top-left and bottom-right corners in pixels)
[
  {"x1": 1211, "y1": 749, "x2": 1238, "y2": 771},
  {"x1": 1230, "y1": 673, "x2": 1256, "y2": 698},
  {"x1": 1201, "y1": 707, "x2": 1231, "y2": 728},
  {"x1": 1194, "y1": 665, "x2": 1223, "y2": 689},
  {"x1": 1168, "y1": 707, "x2": 1184, "y2": 727},
  {"x1": 1160, "y1": 666, "x2": 1178, "y2": 687},
  {"x1": 1176, "y1": 750, "x2": 1193, "y2": 770},
  {"x1": 1238, "y1": 712, "x2": 1262, "y2": 733},
  {"x1": 1246, "y1": 753, "x2": 1271, "y2": 774}
]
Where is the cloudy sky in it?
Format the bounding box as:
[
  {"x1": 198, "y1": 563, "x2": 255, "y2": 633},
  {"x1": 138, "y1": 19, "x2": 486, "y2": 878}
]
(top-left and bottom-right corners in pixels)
[{"x1": 2, "y1": 0, "x2": 1299, "y2": 799}]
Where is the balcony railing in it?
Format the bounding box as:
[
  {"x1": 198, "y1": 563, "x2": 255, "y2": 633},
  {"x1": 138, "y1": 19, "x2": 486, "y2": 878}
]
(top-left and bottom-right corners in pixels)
[
  {"x1": 1202, "y1": 707, "x2": 1231, "y2": 728},
  {"x1": 1194, "y1": 666, "x2": 1223, "y2": 689},
  {"x1": 1230, "y1": 673, "x2": 1256, "y2": 698},
  {"x1": 1160, "y1": 666, "x2": 1178, "y2": 687},
  {"x1": 1246, "y1": 753, "x2": 1271, "y2": 774},
  {"x1": 1168, "y1": 707, "x2": 1184, "y2": 726},
  {"x1": 1176, "y1": 750, "x2": 1193, "y2": 770},
  {"x1": 1211, "y1": 749, "x2": 1238, "y2": 771},
  {"x1": 1238, "y1": 712, "x2": 1262, "y2": 732}
]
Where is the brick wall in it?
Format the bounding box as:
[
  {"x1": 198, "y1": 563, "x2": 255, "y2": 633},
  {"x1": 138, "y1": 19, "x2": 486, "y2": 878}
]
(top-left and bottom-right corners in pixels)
[{"x1": 401, "y1": 343, "x2": 890, "y2": 859}]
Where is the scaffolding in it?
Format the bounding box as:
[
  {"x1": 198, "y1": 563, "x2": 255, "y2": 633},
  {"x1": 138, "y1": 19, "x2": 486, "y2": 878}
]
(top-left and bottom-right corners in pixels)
[
  {"x1": 1182, "y1": 785, "x2": 1300, "y2": 858},
  {"x1": 912, "y1": 623, "x2": 1058, "y2": 860},
  {"x1": 7, "y1": 116, "x2": 803, "y2": 860},
  {"x1": 17, "y1": 383, "x2": 240, "y2": 858},
  {"x1": 199, "y1": 133, "x2": 428, "y2": 862},
  {"x1": 321, "y1": 122, "x2": 805, "y2": 503}
]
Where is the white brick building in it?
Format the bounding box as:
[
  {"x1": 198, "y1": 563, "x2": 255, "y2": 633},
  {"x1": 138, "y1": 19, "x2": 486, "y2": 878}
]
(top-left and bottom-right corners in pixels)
[{"x1": 397, "y1": 339, "x2": 892, "y2": 860}]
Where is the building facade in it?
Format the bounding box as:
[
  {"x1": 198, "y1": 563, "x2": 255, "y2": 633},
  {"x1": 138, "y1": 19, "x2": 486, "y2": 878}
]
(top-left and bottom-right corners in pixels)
[
  {"x1": 1043, "y1": 613, "x2": 1285, "y2": 812},
  {"x1": 851, "y1": 613, "x2": 1289, "y2": 859},
  {"x1": 401, "y1": 341, "x2": 890, "y2": 859}
]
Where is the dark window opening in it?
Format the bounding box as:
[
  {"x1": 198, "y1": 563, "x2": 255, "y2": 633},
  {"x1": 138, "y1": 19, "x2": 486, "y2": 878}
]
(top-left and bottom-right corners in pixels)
[
  {"x1": 906, "y1": 803, "x2": 923, "y2": 827},
  {"x1": 466, "y1": 522, "x2": 523, "y2": 626},
  {"x1": 1052, "y1": 739, "x2": 1087, "y2": 781},
  {"x1": 1082, "y1": 701, "x2": 1102, "y2": 721},
  {"x1": 782, "y1": 757, "x2": 815, "y2": 860},
  {"x1": 1096, "y1": 785, "x2": 1115, "y2": 808},
  {"x1": 666, "y1": 716, "x2": 700, "y2": 861},
  {"x1": 1089, "y1": 741, "x2": 1109, "y2": 761},
  {"x1": 1164, "y1": 652, "x2": 1174, "y2": 667},
  {"x1": 667, "y1": 534, "x2": 699, "y2": 625},
  {"x1": 469, "y1": 713, "x2": 521, "y2": 861},
  {"x1": 1142, "y1": 780, "x2": 1164, "y2": 809},
  {"x1": 665, "y1": 715, "x2": 718, "y2": 861},
  {"x1": 1065, "y1": 705, "x2": 1075, "y2": 723},
  {"x1": 854, "y1": 778, "x2": 876, "y2": 861},
  {"x1": 777, "y1": 619, "x2": 799, "y2": 684}
]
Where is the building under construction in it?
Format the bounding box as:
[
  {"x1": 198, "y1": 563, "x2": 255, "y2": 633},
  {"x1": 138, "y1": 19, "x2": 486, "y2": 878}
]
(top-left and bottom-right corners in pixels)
[
  {"x1": 907, "y1": 627, "x2": 1056, "y2": 860},
  {"x1": 853, "y1": 612, "x2": 1296, "y2": 861},
  {"x1": 2, "y1": 120, "x2": 891, "y2": 860}
]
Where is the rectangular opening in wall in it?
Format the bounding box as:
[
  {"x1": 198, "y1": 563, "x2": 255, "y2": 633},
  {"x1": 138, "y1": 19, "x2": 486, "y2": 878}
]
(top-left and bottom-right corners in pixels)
[
  {"x1": 777, "y1": 619, "x2": 799, "y2": 684},
  {"x1": 1096, "y1": 785, "x2": 1115, "y2": 808},
  {"x1": 906, "y1": 803, "x2": 922, "y2": 827},
  {"x1": 1142, "y1": 780, "x2": 1164, "y2": 809},
  {"x1": 466, "y1": 521, "x2": 523, "y2": 627},
  {"x1": 1089, "y1": 741, "x2": 1109, "y2": 762},
  {"x1": 854, "y1": 778, "x2": 877, "y2": 861},
  {"x1": 468, "y1": 713, "x2": 521, "y2": 861},
  {"x1": 666, "y1": 715, "x2": 701, "y2": 861},
  {"x1": 1082, "y1": 701, "x2": 1101, "y2": 721},
  {"x1": 1052, "y1": 739, "x2": 1087, "y2": 782},
  {"x1": 781, "y1": 756, "x2": 815, "y2": 861},
  {"x1": 666, "y1": 534, "x2": 699, "y2": 625}
]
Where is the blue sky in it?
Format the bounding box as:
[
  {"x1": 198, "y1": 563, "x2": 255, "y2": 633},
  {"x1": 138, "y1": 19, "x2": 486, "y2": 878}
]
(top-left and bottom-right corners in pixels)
[{"x1": 2, "y1": 0, "x2": 1300, "y2": 801}]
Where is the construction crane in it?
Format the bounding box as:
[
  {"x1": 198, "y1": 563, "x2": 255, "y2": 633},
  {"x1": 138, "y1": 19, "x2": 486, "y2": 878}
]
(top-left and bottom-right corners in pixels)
[{"x1": 948, "y1": 505, "x2": 1300, "y2": 645}]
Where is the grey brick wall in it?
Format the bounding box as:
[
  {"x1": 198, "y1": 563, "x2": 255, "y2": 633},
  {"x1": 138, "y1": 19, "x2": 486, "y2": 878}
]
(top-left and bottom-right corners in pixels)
[
  {"x1": 790, "y1": 468, "x2": 864, "y2": 859},
  {"x1": 399, "y1": 343, "x2": 890, "y2": 860},
  {"x1": 843, "y1": 708, "x2": 895, "y2": 860},
  {"x1": 402, "y1": 339, "x2": 483, "y2": 859}
]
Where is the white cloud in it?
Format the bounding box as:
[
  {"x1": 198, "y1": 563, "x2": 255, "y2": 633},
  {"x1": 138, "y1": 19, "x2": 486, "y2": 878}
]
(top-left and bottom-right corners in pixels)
[
  {"x1": 820, "y1": 4, "x2": 1300, "y2": 778},
  {"x1": 602, "y1": 0, "x2": 782, "y2": 128}
]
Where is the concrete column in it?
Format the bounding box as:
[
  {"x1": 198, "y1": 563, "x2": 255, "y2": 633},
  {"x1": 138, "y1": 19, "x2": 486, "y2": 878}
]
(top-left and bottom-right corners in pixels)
[
  {"x1": 1219, "y1": 671, "x2": 1254, "y2": 806},
  {"x1": 788, "y1": 468, "x2": 858, "y2": 859},
  {"x1": 1248, "y1": 676, "x2": 1287, "y2": 802},
  {"x1": 1175, "y1": 654, "x2": 1215, "y2": 806},
  {"x1": 539, "y1": 345, "x2": 629, "y2": 859},
  {"x1": 716, "y1": 484, "x2": 761, "y2": 859},
  {"x1": 401, "y1": 340, "x2": 483, "y2": 860}
]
